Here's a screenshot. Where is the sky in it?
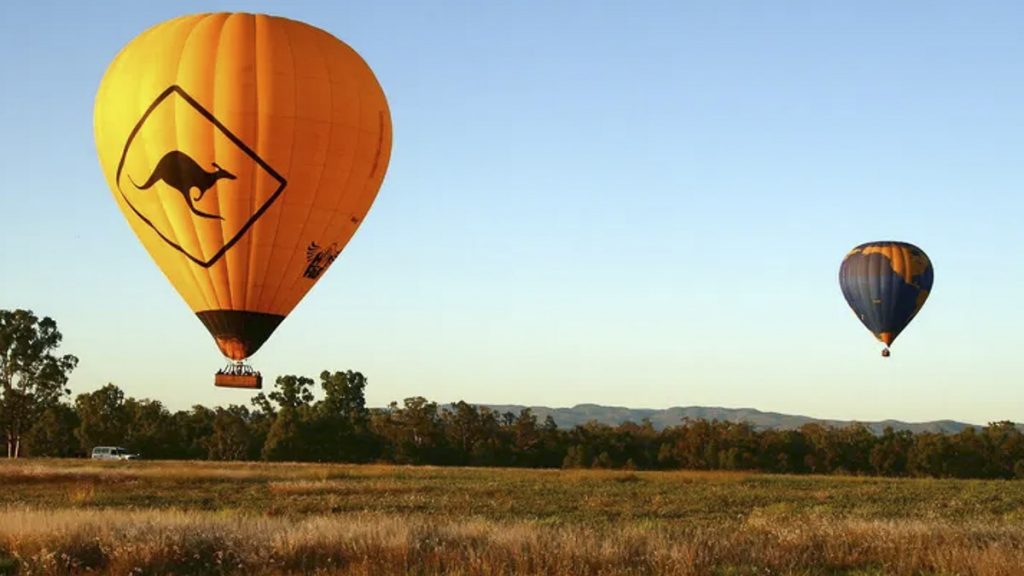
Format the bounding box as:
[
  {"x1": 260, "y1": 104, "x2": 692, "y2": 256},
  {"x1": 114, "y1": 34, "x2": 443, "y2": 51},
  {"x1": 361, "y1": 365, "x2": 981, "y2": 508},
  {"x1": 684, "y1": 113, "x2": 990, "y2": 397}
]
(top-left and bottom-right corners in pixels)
[{"x1": 2, "y1": 1, "x2": 1023, "y2": 424}]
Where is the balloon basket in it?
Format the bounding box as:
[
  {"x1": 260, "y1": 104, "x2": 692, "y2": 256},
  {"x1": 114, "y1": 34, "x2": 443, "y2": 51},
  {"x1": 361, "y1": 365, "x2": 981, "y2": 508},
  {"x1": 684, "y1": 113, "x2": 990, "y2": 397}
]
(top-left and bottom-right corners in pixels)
[
  {"x1": 881, "y1": 348, "x2": 891, "y2": 358},
  {"x1": 215, "y1": 362, "x2": 263, "y2": 389}
]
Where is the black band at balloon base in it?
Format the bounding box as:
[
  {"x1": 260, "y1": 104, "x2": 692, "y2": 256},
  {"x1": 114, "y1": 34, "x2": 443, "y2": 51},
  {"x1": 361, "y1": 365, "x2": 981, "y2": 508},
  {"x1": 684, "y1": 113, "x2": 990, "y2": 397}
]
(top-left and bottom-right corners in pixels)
[{"x1": 196, "y1": 310, "x2": 285, "y2": 360}]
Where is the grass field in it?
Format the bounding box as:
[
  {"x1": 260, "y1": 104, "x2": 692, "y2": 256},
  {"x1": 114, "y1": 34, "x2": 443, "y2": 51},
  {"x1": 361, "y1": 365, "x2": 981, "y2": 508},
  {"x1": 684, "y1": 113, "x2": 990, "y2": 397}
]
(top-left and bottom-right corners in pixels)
[{"x1": 2, "y1": 460, "x2": 1024, "y2": 575}]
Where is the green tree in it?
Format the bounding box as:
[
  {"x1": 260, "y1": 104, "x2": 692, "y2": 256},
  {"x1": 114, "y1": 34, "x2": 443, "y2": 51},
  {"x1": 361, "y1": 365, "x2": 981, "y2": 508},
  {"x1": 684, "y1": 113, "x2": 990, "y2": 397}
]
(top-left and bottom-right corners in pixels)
[
  {"x1": 800, "y1": 423, "x2": 841, "y2": 474},
  {"x1": 262, "y1": 408, "x2": 304, "y2": 461},
  {"x1": 74, "y1": 383, "x2": 129, "y2": 453},
  {"x1": 947, "y1": 427, "x2": 989, "y2": 478},
  {"x1": 311, "y1": 370, "x2": 374, "y2": 461},
  {"x1": 24, "y1": 402, "x2": 80, "y2": 457},
  {"x1": 246, "y1": 395, "x2": 275, "y2": 458},
  {"x1": 510, "y1": 409, "x2": 541, "y2": 466},
  {"x1": 756, "y1": 429, "x2": 809, "y2": 473},
  {"x1": 124, "y1": 398, "x2": 178, "y2": 458},
  {"x1": 319, "y1": 370, "x2": 369, "y2": 428},
  {"x1": 0, "y1": 309, "x2": 78, "y2": 458},
  {"x1": 908, "y1": 432, "x2": 952, "y2": 477},
  {"x1": 443, "y1": 401, "x2": 485, "y2": 465},
  {"x1": 174, "y1": 405, "x2": 216, "y2": 459},
  {"x1": 562, "y1": 444, "x2": 591, "y2": 468},
  {"x1": 981, "y1": 421, "x2": 1024, "y2": 478},
  {"x1": 870, "y1": 427, "x2": 913, "y2": 476},
  {"x1": 262, "y1": 375, "x2": 314, "y2": 461},
  {"x1": 537, "y1": 415, "x2": 565, "y2": 468},
  {"x1": 207, "y1": 405, "x2": 256, "y2": 461},
  {"x1": 370, "y1": 397, "x2": 446, "y2": 464},
  {"x1": 835, "y1": 423, "x2": 876, "y2": 474},
  {"x1": 268, "y1": 374, "x2": 314, "y2": 411}
]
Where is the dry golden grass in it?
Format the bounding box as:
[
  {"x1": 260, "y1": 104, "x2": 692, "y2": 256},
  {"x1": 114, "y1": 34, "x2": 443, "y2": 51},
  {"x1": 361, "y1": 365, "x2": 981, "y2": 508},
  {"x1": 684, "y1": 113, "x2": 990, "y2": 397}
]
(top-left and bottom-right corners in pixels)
[
  {"x1": 2, "y1": 508, "x2": 1024, "y2": 575},
  {"x1": 3, "y1": 460, "x2": 1024, "y2": 574}
]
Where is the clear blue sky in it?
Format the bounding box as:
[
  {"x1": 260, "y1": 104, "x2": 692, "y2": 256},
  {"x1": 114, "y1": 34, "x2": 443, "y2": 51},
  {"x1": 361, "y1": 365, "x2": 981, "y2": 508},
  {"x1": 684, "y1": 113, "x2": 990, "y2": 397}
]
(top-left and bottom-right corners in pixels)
[{"x1": 2, "y1": 1, "x2": 1023, "y2": 424}]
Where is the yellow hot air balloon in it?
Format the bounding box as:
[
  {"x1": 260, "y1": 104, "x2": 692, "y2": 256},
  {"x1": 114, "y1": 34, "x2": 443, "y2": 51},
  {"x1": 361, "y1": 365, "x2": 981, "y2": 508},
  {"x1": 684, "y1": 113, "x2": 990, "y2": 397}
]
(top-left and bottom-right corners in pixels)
[{"x1": 94, "y1": 13, "x2": 392, "y2": 388}]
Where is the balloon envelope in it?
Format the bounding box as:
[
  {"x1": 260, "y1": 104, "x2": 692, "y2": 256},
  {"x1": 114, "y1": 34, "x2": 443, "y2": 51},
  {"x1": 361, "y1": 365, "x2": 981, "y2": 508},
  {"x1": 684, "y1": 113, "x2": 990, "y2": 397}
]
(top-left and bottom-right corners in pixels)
[
  {"x1": 94, "y1": 13, "x2": 392, "y2": 360},
  {"x1": 838, "y1": 241, "x2": 933, "y2": 351}
]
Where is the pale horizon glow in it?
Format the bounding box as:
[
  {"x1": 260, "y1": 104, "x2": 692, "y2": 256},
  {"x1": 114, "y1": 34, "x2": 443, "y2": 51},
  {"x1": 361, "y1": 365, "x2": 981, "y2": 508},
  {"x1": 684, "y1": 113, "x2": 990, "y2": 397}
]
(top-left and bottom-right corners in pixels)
[{"x1": 2, "y1": 1, "x2": 1023, "y2": 425}]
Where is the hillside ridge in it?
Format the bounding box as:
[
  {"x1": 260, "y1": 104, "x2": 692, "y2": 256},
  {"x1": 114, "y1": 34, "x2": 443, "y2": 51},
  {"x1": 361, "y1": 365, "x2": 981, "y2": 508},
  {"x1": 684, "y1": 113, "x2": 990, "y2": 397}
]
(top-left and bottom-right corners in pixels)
[{"x1": 480, "y1": 403, "x2": 983, "y2": 434}]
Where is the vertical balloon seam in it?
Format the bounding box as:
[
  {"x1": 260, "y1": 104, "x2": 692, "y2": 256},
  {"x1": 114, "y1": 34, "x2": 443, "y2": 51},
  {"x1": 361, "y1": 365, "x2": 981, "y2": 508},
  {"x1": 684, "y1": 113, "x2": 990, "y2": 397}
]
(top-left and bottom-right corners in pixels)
[
  {"x1": 888, "y1": 245, "x2": 904, "y2": 339},
  {"x1": 221, "y1": 13, "x2": 256, "y2": 312},
  {"x1": 904, "y1": 246, "x2": 920, "y2": 328},
  {"x1": 898, "y1": 245, "x2": 913, "y2": 331},
  {"x1": 242, "y1": 14, "x2": 262, "y2": 312},
  {"x1": 319, "y1": 41, "x2": 362, "y2": 253},
  {"x1": 855, "y1": 249, "x2": 877, "y2": 340},
  {"x1": 274, "y1": 30, "x2": 363, "y2": 312},
  {"x1": 877, "y1": 245, "x2": 890, "y2": 341},
  {"x1": 328, "y1": 41, "x2": 382, "y2": 279},
  {"x1": 133, "y1": 18, "x2": 217, "y2": 313},
  {"x1": 264, "y1": 23, "x2": 345, "y2": 314},
  {"x1": 918, "y1": 250, "x2": 933, "y2": 316},
  {"x1": 155, "y1": 16, "x2": 219, "y2": 313},
  {"x1": 255, "y1": 18, "x2": 307, "y2": 314},
  {"x1": 316, "y1": 62, "x2": 383, "y2": 285},
  {"x1": 339, "y1": 47, "x2": 387, "y2": 259},
  {"x1": 122, "y1": 28, "x2": 179, "y2": 304},
  {"x1": 201, "y1": 14, "x2": 232, "y2": 311},
  {"x1": 212, "y1": 13, "x2": 240, "y2": 309},
  {"x1": 924, "y1": 254, "x2": 933, "y2": 313},
  {"x1": 901, "y1": 244, "x2": 912, "y2": 285},
  {"x1": 242, "y1": 13, "x2": 282, "y2": 309},
  {"x1": 249, "y1": 16, "x2": 299, "y2": 311},
  {"x1": 343, "y1": 68, "x2": 390, "y2": 263},
  {"x1": 875, "y1": 245, "x2": 889, "y2": 341},
  {"x1": 908, "y1": 247, "x2": 924, "y2": 327},
  {"x1": 912, "y1": 247, "x2": 931, "y2": 320},
  {"x1": 855, "y1": 250, "x2": 874, "y2": 338},
  {"x1": 270, "y1": 23, "x2": 341, "y2": 313},
  {"x1": 316, "y1": 42, "x2": 383, "y2": 302},
  {"x1": 195, "y1": 14, "x2": 231, "y2": 312},
  {"x1": 287, "y1": 28, "x2": 348, "y2": 310},
  {"x1": 892, "y1": 245, "x2": 907, "y2": 338},
  {"x1": 887, "y1": 246, "x2": 899, "y2": 338},
  {"x1": 339, "y1": 50, "x2": 387, "y2": 214},
  {"x1": 885, "y1": 245, "x2": 898, "y2": 339},
  {"x1": 270, "y1": 24, "x2": 339, "y2": 313},
  {"x1": 96, "y1": 20, "x2": 167, "y2": 259},
  {"x1": 845, "y1": 253, "x2": 870, "y2": 338},
  {"x1": 838, "y1": 259, "x2": 851, "y2": 325},
  {"x1": 235, "y1": 13, "x2": 257, "y2": 312},
  {"x1": 200, "y1": 14, "x2": 234, "y2": 312},
  {"x1": 187, "y1": 14, "x2": 228, "y2": 312},
  {"x1": 868, "y1": 249, "x2": 885, "y2": 339},
  {"x1": 182, "y1": 15, "x2": 226, "y2": 309}
]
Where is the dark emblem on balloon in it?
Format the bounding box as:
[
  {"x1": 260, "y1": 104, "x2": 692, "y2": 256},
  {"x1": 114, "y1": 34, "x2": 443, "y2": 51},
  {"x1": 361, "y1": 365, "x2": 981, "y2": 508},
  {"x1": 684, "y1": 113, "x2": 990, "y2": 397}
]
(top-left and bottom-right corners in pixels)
[
  {"x1": 129, "y1": 151, "x2": 235, "y2": 220},
  {"x1": 115, "y1": 85, "x2": 287, "y2": 268},
  {"x1": 304, "y1": 241, "x2": 341, "y2": 280}
]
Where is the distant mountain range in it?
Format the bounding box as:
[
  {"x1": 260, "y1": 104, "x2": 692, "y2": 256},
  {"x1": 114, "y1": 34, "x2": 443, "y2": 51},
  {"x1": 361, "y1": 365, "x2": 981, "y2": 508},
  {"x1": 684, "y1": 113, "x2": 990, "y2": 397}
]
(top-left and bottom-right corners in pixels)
[{"x1": 481, "y1": 403, "x2": 984, "y2": 435}]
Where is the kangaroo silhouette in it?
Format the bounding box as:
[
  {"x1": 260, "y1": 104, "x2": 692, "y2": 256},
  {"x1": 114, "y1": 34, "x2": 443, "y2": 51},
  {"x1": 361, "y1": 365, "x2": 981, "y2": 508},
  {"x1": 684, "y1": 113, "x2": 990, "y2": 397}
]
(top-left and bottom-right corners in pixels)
[{"x1": 129, "y1": 151, "x2": 235, "y2": 220}]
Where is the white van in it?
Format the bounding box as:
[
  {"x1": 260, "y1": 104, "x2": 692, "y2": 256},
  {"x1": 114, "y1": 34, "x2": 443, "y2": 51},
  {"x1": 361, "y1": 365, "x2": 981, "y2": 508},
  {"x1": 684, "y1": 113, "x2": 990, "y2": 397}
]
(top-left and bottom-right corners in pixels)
[{"x1": 90, "y1": 446, "x2": 139, "y2": 461}]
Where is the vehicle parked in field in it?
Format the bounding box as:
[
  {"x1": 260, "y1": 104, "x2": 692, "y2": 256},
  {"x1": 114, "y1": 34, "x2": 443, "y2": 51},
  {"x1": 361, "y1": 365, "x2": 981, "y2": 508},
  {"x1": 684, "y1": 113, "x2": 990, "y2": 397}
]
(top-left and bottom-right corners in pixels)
[{"x1": 90, "y1": 446, "x2": 139, "y2": 461}]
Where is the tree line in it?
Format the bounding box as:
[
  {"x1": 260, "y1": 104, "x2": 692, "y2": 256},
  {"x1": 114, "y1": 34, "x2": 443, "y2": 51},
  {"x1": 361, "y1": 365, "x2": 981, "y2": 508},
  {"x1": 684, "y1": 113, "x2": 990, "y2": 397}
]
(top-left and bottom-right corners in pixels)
[
  {"x1": 11, "y1": 375, "x2": 1024, "y2": 479},
  {"x1": 4, "y1": 309, "x2": 1024, "y2": 478}
]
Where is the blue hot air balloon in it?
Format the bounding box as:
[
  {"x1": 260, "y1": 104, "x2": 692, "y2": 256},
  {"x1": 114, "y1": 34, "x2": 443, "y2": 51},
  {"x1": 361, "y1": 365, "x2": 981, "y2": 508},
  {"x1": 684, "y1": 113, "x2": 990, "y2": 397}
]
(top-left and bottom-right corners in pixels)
[{"x1": 839, "y1": 241, "x2": 934, "y2": 357}]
